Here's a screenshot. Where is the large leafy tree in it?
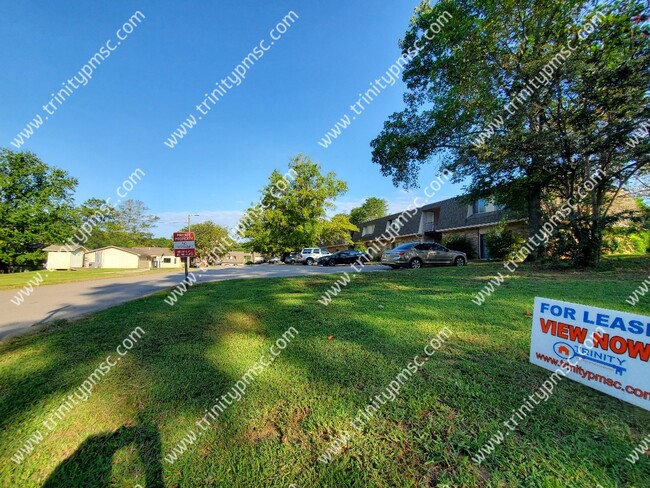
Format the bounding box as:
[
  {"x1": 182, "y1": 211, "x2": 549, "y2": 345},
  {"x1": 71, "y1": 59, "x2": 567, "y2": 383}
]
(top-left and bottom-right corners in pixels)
[
  {"x1": 76, "y1": 197, "x2": 115, "y2": 249},
  {"x1": 78, "y1": 198, "x2": 167, "y2": 249},
  {"x1": 320, "y1": 213, "x2": 358, "y2": 246},
  {"x1": 240, "y1": 155, "x2": 348, "y2": 255},
  {"x1": 103, "y1": 199, "x2": 160, "y2": 247},
  {"x1": 371, "y1": 0, "x2": 649, "y2": 265},
  {"x1": 349, "y1": 197, "x2": 389, "y2": 226},
  {"x1": 178, "y1": 220, "x2": 230, "y2": 261},
  {"x1": 0, "y1": 149, "x2": 78, "y2": 270}
]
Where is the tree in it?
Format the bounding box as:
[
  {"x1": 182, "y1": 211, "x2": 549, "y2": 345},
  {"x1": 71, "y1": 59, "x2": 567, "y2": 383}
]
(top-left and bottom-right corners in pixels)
[
  {"x1": 139, "y1": 236, "x2": 173, "y2": 248},
  {"x1": 371, "y1": 0, "x2": 649, "y2": 265},
  {"x1": 178, "y1": 221, "x2": 230, "y2": 261},
  {"x1": 349, "y1": 197, "x2": 388, "y2": 226},
  {"x1": 101, "y1": 199, "x2": 160, "y2": 247},
  {"x1": 320, "y1": 214, "x2": 358, "y2": 246},
  {"x1": 0, "y1": 149, "x2": 78, "y2": 270},
  {"x1": 76, "y1": 198, "x2": 115, "y2": 249},
  {"x1": 240, "y1": 154, "x2": 348, "y2": 255}
]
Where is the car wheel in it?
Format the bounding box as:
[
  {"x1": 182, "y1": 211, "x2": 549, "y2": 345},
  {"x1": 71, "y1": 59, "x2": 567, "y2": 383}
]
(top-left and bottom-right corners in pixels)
[
  {"x1": 454, "y1": 256, "x2": 466, "y2": 266},
  {"x1": 329, "y1": 259, "x2": 336, "y2": 266},
  {"x1": 409, "y1": 258, "x2": 423, "y2": 269},
  {"x1": 307, "y1": 258, "x2": 314, "y2": 266}
]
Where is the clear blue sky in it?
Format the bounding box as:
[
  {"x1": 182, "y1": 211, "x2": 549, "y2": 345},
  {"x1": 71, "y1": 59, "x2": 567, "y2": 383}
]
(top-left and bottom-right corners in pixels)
[{"x1": 1, "y1": 0, "x2": 463, "y2": 237}]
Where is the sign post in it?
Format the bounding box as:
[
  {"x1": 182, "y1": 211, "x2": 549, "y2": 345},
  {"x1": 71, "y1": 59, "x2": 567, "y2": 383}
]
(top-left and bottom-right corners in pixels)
[{"x1": 173, "y1": 232, "x2": 195, "y2": 280}]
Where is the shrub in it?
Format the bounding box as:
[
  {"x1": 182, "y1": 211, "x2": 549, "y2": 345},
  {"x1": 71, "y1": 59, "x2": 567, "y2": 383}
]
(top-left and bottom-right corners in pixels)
[
  {"x1": 603, "y1": 229, "x2": 650, "y2": 255},
  {"x1": 485, "y1": 224, "x2": 525, "y2": 261},
  {"x1": 442, "y1": 236, "x2": 476, "y2": 259}
]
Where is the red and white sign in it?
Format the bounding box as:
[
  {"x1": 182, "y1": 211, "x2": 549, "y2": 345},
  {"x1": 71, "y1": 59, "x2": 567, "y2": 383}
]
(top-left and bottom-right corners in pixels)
[
  {"x1": 173, "y1": 232, "x2": 195, "y2": 258},
  {"x1": 174, "y1": 248, "x2": 195, "y2": 258},
  {"x1": 173, "y1": 232, "x2": 195, "y2": 241},
  {"x1": 530, "y1": 297, "x2": 649, "y2": 410}
]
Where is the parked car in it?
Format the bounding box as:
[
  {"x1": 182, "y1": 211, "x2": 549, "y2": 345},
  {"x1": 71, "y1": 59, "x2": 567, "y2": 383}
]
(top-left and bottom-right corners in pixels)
[
  {"x1": 282, "y1": 252, "x2": 301, "y2": 264},
  {"x1": 381, "y1": 241, "x2": 467, "y2": 269},
  {"x1": 268, "y1": 256, "x2": 281, "y2": 264},
  {"x1": 299, "y1": 248, "x2": 331, "y2": 265},
  {"x1": 318, "y1": 250, "x2": 364, "y2": 266}
]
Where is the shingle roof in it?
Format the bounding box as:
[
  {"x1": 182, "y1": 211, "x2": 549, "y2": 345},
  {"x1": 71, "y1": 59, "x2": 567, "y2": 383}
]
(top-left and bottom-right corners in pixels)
[
  {"x1": 43, "y1": 244, "x2": 87, "y2": 252},
  {"x1": 352, "y1": 195, "x2": 523, "y2": 242},
  {"x1": 129, "y1": 247, "x2": 174, "y2": 257}
]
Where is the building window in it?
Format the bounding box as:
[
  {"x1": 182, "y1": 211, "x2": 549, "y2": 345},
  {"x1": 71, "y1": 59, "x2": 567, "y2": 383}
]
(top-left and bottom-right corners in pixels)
[
  {"x1": 362, "y1": 224, "x2": 375, "y2": 236},
  {"x1": 472, "y1": 199, "x2": 487, "y2": 214},
  {"x1": 163, "y1": 258, "x2": 171, "y2": 264}
]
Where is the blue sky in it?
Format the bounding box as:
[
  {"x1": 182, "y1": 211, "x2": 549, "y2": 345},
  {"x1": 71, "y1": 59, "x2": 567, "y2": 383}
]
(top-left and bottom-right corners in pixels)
[{"x1": 1, "y1": 1, "x2": 463, "y2": 237}]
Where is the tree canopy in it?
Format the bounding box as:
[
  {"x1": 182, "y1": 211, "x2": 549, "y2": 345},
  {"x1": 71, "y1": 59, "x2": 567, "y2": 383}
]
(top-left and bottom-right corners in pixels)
[
  {"x1": 321, "y1": 213, "x2": 358, "y2": 246},
  {"x1": 349, "y1": 197, "x2": 388, "y2": 226},
  {"x1": 78, "y1": 198, "x2": 161, "y2": 249},
  {"x1": 240, "y1": 154, "x2": 348, "y2": 254},
  {"x1": 178, "y1": 220, "x2": 230, "y2": 261},
  {"x1": 0, "y1": 149, "x2": 78, "y2": 269}
]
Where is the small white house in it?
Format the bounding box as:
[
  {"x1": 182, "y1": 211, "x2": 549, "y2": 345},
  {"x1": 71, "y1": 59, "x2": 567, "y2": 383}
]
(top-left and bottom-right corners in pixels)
[
  {"x1": 43, "y1": 245, "x2": 87, "y2": 270},
  {"x1": 130, "y1": 247, "x2": 182, "y2": 269},
  {"x1": 84, "y1": 246, "x2": 141, "y2": 269}
]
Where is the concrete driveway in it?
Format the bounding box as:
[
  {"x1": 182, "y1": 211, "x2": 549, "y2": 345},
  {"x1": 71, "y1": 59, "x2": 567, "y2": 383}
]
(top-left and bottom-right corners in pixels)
[{"x1": 0, "y1": 264, "x2": 386, "y2": 340}]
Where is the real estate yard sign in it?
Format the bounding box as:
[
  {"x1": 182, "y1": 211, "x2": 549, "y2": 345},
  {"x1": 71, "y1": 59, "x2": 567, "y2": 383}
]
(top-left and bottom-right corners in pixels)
[
  {"x1": 173, "y1": 232, "x2": 195, "y2": 258},
  {"x1": 530, "y1": 297, "x2": 650, "y2": 411}
]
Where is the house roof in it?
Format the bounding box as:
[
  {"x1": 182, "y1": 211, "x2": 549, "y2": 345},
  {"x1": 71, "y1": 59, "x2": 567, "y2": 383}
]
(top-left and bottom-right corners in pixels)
[
  {"x1": 43, "y1": 244, "x2": 87, "y2": 252},
  {"x1": 351, "y1": 195, "x2": 522, "y2": 242},
  {"x1": 129, "y1": 247, "x2": 174, "y2": 258}
]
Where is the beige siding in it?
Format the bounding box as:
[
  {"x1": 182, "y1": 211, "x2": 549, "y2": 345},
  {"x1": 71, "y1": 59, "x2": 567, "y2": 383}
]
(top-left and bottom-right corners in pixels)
[
  {"x1": 70, "y1": 250, "x2": 84, "y2": 268},
  {"x1": 46, "y1": 251, "x2": 72, "y2": 270},
  {"x1": 158, "y1": 256, "x2": 182, "y2": 268},
  {"x1": 99, "y1": 248, "x2": 139, "y2": 268}
]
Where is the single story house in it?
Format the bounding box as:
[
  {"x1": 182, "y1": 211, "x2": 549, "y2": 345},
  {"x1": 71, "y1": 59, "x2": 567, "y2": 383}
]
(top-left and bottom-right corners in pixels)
[
  {"x1": 84, "y1": 246, "x2": 143, "y2": 269},
  {"x1": 130, "y1": 247, "x2": 183, "y2": 269},
  {"x1": 43, "y1": 245, "x2": 88, "y2": 270},
  {"x1": 325, "y1": 196, "x2": 526, "y2": 260}
]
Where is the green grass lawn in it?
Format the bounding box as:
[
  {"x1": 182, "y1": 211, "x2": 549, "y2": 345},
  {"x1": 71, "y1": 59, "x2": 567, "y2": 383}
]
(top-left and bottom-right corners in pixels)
[
  {"x1": 0, "y1": 267, "x2": 176, "y2": 290},
  {"x1": 1, "y1": 257, "x2": 649, "y2": 487}
]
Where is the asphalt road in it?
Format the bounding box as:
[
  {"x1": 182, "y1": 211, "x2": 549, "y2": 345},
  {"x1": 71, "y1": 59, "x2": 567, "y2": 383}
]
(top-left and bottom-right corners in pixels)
[{"x1": 0, "y1": 264, "x2": 386, "y2": 340}]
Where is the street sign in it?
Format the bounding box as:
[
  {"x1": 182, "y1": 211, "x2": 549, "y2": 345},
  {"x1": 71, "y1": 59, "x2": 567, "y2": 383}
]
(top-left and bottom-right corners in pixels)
[
  {"x1": 173, "y1": 232, "x2": 196, "y2": 260},
  {"x1": 173, "y1": 240, "x2": 195, "y2": 249},
  {"x1": 174, "y1": 248, "x2": 196, "y2": 257},
  {"x1": 173, "y1": 232, "x2": 194, "y2": 241}
]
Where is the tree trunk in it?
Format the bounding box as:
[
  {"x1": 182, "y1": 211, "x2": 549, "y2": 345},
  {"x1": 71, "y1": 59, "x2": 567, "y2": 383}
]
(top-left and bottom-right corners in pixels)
[{"x1": 525, "y1": 183, "x2": 544, "y2": 261}]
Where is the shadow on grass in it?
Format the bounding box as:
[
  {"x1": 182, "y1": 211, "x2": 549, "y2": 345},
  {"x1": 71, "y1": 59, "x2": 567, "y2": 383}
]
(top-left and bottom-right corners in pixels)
[{"x1": 42, "y1": 425, "x2": 163, "y2": 488}]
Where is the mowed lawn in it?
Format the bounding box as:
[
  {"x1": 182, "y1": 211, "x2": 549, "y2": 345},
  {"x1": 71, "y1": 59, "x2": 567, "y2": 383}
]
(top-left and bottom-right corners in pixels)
[
  {"x1": 1, "y1": 258, "x2": 649, "y2": 487},
  {"x1": 0, "y1": 267, "x2": 174, "y2": 290}
]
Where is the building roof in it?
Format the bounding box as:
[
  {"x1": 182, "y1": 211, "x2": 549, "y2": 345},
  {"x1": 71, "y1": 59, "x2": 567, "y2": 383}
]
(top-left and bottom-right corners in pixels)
[
  {"x1": 129, "y1": 247, "x2": 174, "y2": 258},
  {"x1": 352, "y1": 195, "x2": 522, "y2": 242},
  {"x1": 43, "y1": 244, "x2": 87, "y2": 252}
]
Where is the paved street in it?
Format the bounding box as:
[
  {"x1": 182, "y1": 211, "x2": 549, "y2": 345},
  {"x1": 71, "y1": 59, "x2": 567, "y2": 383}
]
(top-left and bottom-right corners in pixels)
[{"x1": 0, "y1": 264, "x2": 386, "y2": 339}]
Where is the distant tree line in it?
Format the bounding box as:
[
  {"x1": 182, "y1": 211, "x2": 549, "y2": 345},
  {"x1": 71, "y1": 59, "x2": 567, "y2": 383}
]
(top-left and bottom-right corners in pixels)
[{"x1": 0, "y1": 149, "x2": 168, "y2": 271}]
